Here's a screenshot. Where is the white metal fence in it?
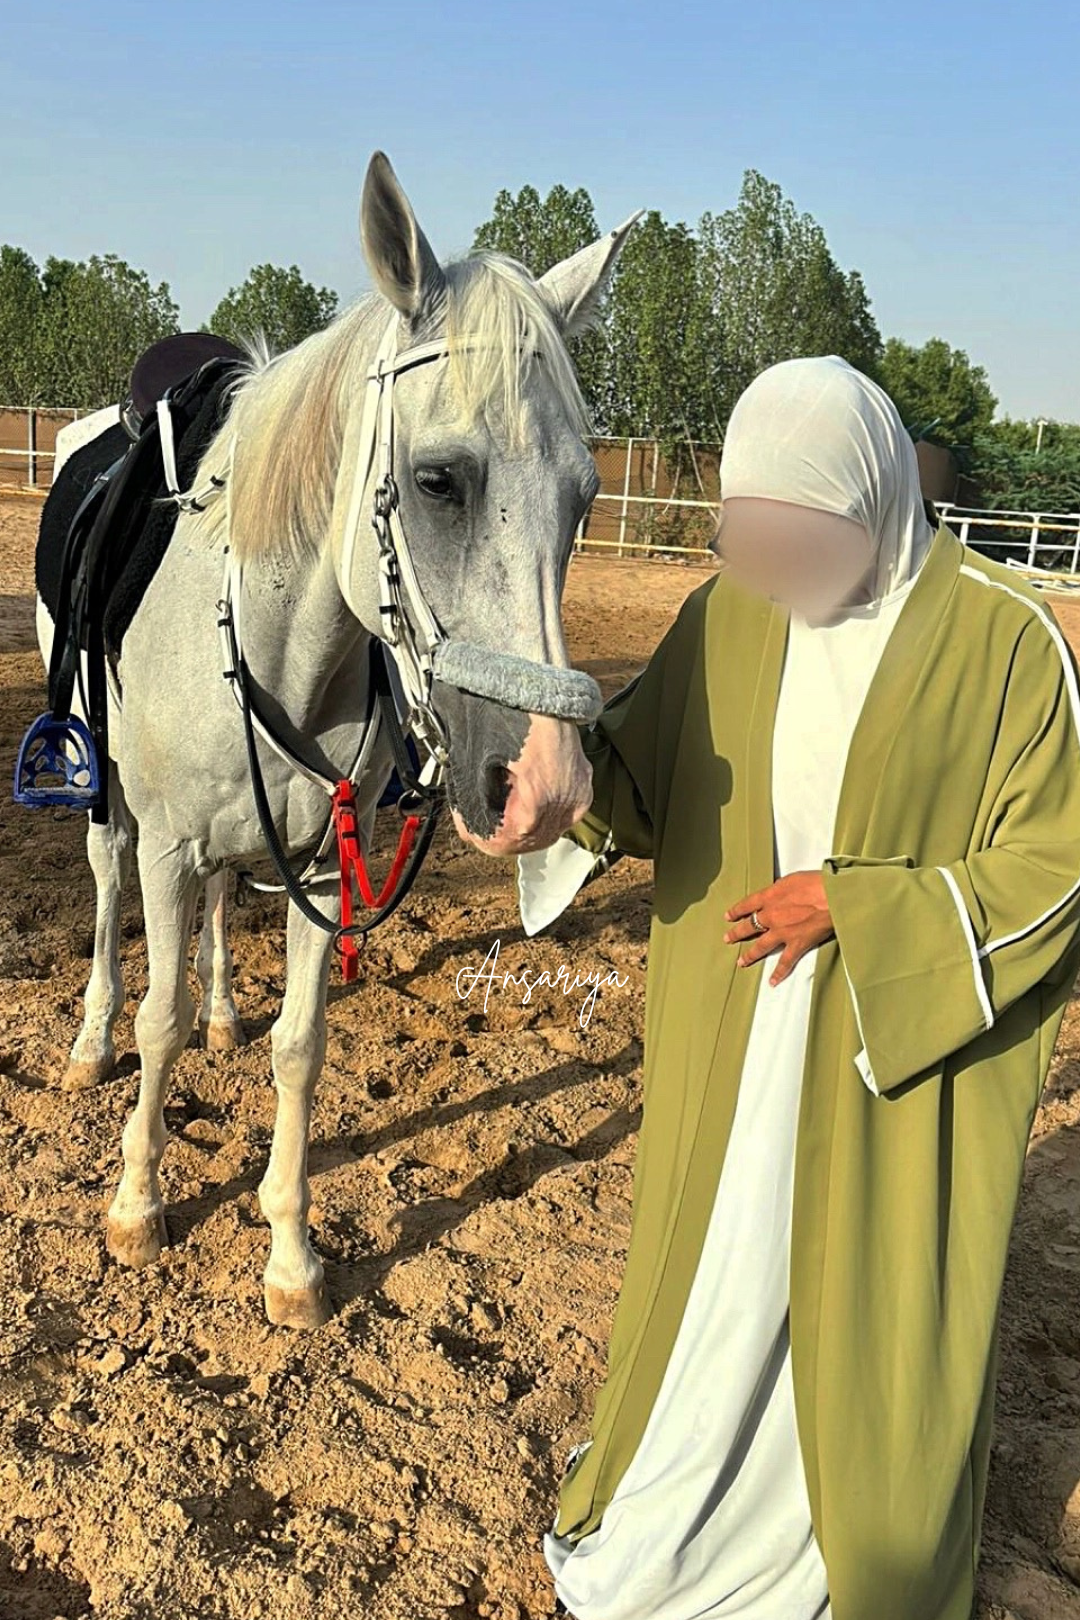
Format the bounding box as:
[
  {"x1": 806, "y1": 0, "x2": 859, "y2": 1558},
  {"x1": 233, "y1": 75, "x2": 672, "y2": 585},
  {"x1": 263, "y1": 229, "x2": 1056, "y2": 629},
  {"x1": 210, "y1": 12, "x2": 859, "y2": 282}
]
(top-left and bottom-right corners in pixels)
[
  {"x1": 573, "y1": 443, "x2": 1080, "y2": 572},
  {"x1": 573, "y1": 489, "x2": 720, "y2": 558},
  {"x1": 935, "y1": 503, "x2": 1080, "y2": 572},
  {"x1": 573, "y1": 434, "x2": 721, "y2": 559},
  {"x1": 5, "y1": 409, "x2": 1080, "y2": 575},
  {"x1": 572, "y1": 494, "x2": 1080, "y2": 570}
]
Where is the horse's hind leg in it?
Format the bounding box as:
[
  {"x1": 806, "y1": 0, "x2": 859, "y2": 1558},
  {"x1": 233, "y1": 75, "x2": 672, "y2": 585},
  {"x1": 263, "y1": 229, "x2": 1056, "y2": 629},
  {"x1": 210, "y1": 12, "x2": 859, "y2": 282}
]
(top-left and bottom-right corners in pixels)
[
  {"x1": 106, "y1": 835, "x2": 199, "y2": 1269},
  {"x1": 63, "y1": 762, "x2": 134, "y2": 1091},
  {"x1": 259, "y1": 880, "x2": 337, "y2": 1330},
  {"x1": 196, "y1": 871, "x2": 245, "y2": 1050}
]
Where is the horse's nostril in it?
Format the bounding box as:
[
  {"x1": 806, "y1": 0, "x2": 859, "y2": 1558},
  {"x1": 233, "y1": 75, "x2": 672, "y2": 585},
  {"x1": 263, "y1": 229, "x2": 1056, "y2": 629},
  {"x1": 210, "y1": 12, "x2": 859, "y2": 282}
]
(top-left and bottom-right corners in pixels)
[{"x1": 482, "y1": 756, "x2": 511, "y2": 817}]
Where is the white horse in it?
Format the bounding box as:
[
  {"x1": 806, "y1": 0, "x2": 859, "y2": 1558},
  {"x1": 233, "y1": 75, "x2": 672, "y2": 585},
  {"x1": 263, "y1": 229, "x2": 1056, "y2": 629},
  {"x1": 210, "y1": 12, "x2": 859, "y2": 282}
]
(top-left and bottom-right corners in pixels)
[{"x1": 35, "y1": 150, "x2": 638, "y2": 1329}]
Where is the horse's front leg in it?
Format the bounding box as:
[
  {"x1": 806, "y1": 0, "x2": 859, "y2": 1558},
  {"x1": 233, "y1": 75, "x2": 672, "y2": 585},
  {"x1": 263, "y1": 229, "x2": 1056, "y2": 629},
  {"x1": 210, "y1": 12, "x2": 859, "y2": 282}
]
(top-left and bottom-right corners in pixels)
[
  {"x1": 259, "y1": 880, "x2": 338, "y2": 1330},
  {"x1": 106, "y1": 837, "x2": 200, "y2": 1268},
  {"x1": 196, "y1": 870, "x2": 245, "y2": 1050},
  {"x1": 63, "y1": 762, "x2": 134, "y2": 1090}
]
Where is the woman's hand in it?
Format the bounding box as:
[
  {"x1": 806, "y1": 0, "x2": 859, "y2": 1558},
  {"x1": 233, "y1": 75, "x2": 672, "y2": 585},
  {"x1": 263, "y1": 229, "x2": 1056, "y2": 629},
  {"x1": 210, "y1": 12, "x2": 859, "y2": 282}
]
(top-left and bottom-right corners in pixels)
[{"x1": 724, "y1": 871, "x2": 835, "y2": 986}]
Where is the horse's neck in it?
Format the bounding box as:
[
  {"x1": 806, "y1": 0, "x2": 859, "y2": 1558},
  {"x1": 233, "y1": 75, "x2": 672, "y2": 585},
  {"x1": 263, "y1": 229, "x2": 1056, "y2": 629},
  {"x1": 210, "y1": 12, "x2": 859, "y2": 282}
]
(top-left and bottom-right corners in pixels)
[
  {"x1": 238, "y1": 538, "x2": 367, "y2": 736},
  {"x1": 224, "y1": 315, "x2": 388, "y2": 736}
]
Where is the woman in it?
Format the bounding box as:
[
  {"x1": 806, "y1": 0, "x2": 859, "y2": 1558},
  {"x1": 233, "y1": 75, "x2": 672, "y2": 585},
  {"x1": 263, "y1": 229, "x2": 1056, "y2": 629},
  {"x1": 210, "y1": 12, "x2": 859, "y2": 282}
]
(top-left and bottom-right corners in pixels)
[{"x1": 517, "y1": 355, "x2": 1080, "y2": 1620}]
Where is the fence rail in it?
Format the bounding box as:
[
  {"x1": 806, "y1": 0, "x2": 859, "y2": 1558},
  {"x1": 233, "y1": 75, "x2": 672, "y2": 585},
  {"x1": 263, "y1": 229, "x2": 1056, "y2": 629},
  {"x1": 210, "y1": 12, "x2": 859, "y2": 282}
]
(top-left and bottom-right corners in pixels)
[
  {"x1": 5, "y1": 408, "x2": 1080, "y2": 574},
  {"x1": 935, "y1": 503, "x2": 1080, "y2": 571},
  {"x1": 0, "y1": 405, "x2": 83, "y2": 488}
]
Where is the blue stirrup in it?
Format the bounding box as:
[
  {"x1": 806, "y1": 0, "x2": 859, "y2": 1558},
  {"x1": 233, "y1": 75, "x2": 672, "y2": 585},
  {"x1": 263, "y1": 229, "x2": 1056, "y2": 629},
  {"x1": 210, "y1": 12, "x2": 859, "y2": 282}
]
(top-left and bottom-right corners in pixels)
[{"x1": 14, "y1": 713, "x2": 102, "y2": 808}]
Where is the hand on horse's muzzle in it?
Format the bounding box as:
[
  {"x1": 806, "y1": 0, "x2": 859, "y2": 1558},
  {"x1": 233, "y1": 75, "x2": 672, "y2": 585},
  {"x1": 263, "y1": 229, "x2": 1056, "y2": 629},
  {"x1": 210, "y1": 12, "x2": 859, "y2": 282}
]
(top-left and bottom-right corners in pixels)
[{"x1": 449, "y1": 716, "x2": 593, "y2": 857}]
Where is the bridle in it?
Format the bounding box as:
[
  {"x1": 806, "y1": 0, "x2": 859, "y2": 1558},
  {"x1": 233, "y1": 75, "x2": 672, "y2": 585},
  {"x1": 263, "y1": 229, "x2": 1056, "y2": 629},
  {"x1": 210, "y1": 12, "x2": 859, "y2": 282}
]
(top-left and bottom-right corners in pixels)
[
  {"x1": 336, "y1": 314, "x2": 604, "y2": 758},
  {"x1": 207, "y1": 311, "x2": 602, "y2": 977},
  {"x1": 337, "y1": 314, "x2": 459, "y2": 770}
]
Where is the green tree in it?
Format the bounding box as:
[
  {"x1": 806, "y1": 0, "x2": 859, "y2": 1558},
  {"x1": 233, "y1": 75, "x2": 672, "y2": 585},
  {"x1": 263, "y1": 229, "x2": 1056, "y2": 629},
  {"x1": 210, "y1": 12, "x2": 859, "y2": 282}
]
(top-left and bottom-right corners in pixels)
[
  {"x1": 603, "y1": 211, "x2": 724, "y2": 545},
  {"x1": 472, "y1": 183, "x2": 609, "y2": 422},
  {"x1": 878, "y1": 336, "x2": 997, "y2": 454},
  {"x1": 41, "y1": 256, "x2": 77, "y2": 301},
  {"x1": 970, "y1": 419, "x2": 1080, "y2": 514},
  {"x1": 968, "y1": 415, "x2": 1080, "y2": 465},
  {"x1": 698, "y1": 170, "x2": 883, "y2": 423},
  {"x1": 604, "y1": 211, "x2": 716, "y2": 444},
  {"x1": 473, "y1": 182, "x2": 601, "y2": 277},
  {"x1": 0, "y1": 246, "x2": 45, "y2": 403},
  {"x1": 206, "y1": 263, "x2": 338, "y2": 355},
  {"x1": 35, "y1": 254, "x2": 179, "y2": 407}
]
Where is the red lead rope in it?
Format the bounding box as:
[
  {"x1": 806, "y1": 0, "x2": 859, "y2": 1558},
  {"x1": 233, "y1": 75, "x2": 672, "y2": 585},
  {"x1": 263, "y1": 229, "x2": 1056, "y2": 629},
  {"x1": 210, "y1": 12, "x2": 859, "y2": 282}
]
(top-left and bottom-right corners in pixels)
[{"x1": 332, "y1": 779, "x2": 421, "y2": 982}]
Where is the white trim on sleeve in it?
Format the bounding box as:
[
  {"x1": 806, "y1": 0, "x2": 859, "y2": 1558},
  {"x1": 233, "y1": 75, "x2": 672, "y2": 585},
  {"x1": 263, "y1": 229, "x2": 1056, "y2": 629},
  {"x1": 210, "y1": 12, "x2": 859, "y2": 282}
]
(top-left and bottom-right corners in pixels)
[
  {"x1": 958, "y1": 563, "x2": 1080, "y2": 957},
  {"x1": 839, "y1": 956, "x2": 880, "y2": 1095},
  {"x1": 936, "y1": 864, "x2": 995, "y2": 1032},
  {"x1": 854, "y1": 1046, "x2": 880, "y2": 1096}
]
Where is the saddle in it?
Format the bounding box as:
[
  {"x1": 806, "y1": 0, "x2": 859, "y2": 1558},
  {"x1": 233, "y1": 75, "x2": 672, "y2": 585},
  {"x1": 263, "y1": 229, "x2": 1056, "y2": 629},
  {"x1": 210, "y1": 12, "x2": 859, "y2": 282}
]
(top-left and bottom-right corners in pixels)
[
  {"x1": 120, "y1": 331, "x2": 248, "y2": 441},
  {"x1": 20, "y1": 334, "x2": 247, "y2": 820}
]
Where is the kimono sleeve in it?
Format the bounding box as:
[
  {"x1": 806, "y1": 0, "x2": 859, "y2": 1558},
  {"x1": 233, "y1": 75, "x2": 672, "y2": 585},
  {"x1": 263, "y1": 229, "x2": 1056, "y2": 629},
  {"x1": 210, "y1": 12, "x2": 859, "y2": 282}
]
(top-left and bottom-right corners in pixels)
[
  {"x1": 516, "y1": 598, "x2": 696, "y2": 935},
  {"x1": 822, "y1": 612, "x2": 1080, "y2": 1096},
  {"x1": 566, "y1": 669, "x2": 660, "y2": 861},
  {"x1": 564, "y1": 593, "x2": 698, "y2": 861}
]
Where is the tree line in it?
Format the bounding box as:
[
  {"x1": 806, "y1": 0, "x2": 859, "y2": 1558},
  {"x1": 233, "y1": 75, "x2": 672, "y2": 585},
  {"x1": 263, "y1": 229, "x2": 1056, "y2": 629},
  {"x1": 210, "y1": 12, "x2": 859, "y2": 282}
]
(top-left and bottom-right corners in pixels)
[{"x1": 1, "y1": 170, "x2": 1074, "y2": 514}]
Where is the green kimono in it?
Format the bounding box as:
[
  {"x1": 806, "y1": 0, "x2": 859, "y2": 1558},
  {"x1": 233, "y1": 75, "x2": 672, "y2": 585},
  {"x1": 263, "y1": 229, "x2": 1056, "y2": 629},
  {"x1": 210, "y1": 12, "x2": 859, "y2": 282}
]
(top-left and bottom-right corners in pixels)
[{"x1": 554, "y1": 523, "x2": 1080, "y2": 1620}]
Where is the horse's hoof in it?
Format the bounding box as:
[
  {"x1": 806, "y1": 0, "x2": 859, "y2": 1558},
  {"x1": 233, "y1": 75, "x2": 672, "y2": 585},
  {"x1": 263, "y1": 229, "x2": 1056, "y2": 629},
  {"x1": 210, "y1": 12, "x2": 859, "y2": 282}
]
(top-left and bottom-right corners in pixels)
[
  {"x1": 264, "y1": 1280, "x2": 331, "y2": 1330},
  {"x1": 61, "y1": 1055, "x2": 114, "y2": 1091},
  {"x1": 199, "y1": 1017, "x2": 246, "y2": 1052},
  {"x1": 106, "y1": 1211, "x2": 167, "y2": 1269}
]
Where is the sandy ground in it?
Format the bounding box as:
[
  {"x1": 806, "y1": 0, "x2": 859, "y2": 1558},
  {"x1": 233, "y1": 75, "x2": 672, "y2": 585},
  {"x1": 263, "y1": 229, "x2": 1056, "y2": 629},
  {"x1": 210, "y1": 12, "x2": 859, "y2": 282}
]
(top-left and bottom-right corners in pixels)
[{"x1": 1, "y1": 493, "x2": 1080, "y2": 1620}]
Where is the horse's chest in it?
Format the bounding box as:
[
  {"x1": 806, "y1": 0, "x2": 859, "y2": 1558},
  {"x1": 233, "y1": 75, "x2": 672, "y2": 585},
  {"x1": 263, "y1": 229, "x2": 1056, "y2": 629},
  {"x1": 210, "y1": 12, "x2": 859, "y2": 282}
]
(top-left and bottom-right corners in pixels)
[{"x1": 210, "y1": 759, "x2": 335, "y2": 865}]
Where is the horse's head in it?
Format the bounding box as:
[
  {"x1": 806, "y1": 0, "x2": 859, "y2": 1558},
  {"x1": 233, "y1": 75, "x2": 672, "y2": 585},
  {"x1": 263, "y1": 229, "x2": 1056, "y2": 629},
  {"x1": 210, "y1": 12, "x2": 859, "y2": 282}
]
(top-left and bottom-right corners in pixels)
[{"x1": 333, "y1": 152, "x2": 639, "y2": 857}]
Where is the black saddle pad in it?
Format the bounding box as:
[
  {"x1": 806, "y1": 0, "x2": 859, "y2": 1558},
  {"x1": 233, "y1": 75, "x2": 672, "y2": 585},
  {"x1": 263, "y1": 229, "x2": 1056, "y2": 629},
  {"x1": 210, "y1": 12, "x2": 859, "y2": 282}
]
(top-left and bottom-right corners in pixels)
[
  {"x1": 36, "y1": 422, "x2": 129, "y2": 629},
  {"x1": 37, "y1": 366, "x2": 239, "y2": 655}
]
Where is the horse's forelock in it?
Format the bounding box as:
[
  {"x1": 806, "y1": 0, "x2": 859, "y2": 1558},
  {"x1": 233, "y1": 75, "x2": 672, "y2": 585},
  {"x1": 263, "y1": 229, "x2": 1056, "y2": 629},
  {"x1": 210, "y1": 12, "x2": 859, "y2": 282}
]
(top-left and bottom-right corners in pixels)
[
  {"x1": 441, "y1": 253, "x2": 592, "y2": 448},
  {"x1": 202, "y1": 254, "x2": 589, "y2": 566}
]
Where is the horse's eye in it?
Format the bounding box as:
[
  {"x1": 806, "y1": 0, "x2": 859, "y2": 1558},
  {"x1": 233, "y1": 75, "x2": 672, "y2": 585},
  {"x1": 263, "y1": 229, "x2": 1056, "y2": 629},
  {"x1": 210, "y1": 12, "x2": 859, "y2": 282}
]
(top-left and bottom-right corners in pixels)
[{"x1": 415, "y1": 466, "x2": 455, "y2": 500}]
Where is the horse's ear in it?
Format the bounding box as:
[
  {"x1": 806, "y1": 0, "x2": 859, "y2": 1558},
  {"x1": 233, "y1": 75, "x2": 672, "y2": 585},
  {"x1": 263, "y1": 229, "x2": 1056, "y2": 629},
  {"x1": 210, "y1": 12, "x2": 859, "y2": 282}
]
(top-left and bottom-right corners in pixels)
[
  {"x1": 539, "y1": 212, "x2": 644, "y2": 338},
  {"x1": 360, "y1": 151, "x2": 446, "y2": 325}
]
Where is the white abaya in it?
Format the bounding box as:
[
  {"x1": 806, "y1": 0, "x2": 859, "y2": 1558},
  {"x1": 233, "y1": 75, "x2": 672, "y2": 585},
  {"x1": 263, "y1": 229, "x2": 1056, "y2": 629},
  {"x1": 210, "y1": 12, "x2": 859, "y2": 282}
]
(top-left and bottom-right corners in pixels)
[{"x1": 536, "y1": 574, "x2": 920, "y2": 1620}]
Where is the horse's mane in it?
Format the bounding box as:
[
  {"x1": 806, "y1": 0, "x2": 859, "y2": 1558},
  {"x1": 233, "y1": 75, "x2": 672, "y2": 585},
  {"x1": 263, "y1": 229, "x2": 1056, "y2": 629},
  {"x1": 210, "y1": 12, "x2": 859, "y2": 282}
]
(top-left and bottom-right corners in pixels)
[{"x1": 192, "y1": 252, "x2": 591, "y2": 565}]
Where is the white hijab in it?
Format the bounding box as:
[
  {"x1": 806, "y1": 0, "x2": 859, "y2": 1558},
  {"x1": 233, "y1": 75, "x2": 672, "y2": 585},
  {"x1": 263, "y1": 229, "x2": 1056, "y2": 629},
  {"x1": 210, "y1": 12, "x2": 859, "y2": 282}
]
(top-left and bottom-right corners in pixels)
[{"x1": 718, "y1": 355, "x2": 935, "y2": 604}]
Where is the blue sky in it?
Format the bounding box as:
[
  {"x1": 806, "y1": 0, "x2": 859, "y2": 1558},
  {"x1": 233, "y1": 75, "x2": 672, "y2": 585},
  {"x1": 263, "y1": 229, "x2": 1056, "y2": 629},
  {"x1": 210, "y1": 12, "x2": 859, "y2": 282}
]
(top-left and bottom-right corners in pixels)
[{"x1": 3, "y1": 0, "x2": 1077, "y2": 420}]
